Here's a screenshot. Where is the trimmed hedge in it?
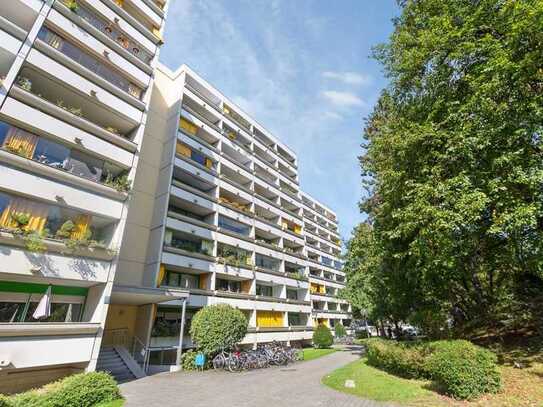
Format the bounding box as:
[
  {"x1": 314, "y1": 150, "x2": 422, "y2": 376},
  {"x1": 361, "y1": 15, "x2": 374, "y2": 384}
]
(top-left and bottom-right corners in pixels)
[
  {"x1": 364, "y1": 338, "x2": 501, "y2": 400},
  {"x1": 313, "y1": 324, "x2": 334, "y2": 348},
  {"x1": 366, "y1": 338, "x2": 429, "y2": 379},
  {"x1": 1, "y1": 372, "x2": 121, "y2": 407},
  {"x1": 189, "y1": 304, "x2": 248, "y2": 355},
  {"x1": 426, "y1": 340, "x2": 501, "y2": 400}
]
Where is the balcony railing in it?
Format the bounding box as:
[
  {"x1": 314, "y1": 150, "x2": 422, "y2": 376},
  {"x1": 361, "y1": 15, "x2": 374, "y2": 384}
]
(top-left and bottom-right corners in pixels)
[
  {"x1": 60, "y1": 0, "x2": 153, "y2": 64},
  {"x1": 0, "y1": 119, "x2": 129, "y2": 192},
  {"x1": 37, "y1": 27, "x2": 143, "y2": 99}
]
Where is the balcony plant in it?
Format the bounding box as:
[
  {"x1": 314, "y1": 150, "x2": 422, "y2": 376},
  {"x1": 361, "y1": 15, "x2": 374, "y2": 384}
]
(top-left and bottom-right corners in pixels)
[
  {"x1": 55, "y1": 220, "x2": 75, "y2": 239},
  {"x1": 67, "y1": 0, "x2": 79, "y2": 12},
  {"x1": 56, "y1": 100, "x2": 83, "y2": 117},
  {"x1": 22, "y1": 231, "x2": 47, "y2": 252},
  {"x1": 16, "y1": 76, "x2": 32, "y2": 91},
  {"x1": 103, "y1": 172, "x2": 131, "y2": 193}
]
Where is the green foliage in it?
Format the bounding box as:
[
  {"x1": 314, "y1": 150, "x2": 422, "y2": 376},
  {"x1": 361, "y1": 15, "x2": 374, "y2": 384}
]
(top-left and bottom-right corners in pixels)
[
  {"x1": 313, "y1": 324, "x2": 333, "y2": 348},
  {"x1": 334, "y1": 323, "x2": 347, "y2": 338},
  {"x1": 181, "y1": 350, "x2": 198, "y2": 370},
  {"x1": 351, "y1": 0, "x2": 543, "y2": 336},
  {"x1": 55, "y1": 220, "x2": 75, "y2": 239},
  {"x1": 103, "y1": 172, "x2": 131, "y2": 193},
  {"x1": 189, "y1": 304, "x2": 247, "y2": 355},
  {"x1": 10, "y1": 213, "x2": 30, "y2": 229},
  {"x1": 366, "y1": 339, "x2": 429, "y2": 379},
  {"x1": 425, "y1": 340, "x2": 501, "y2": 400},
  {"x1": 16, "y1": 76, "x2": 32, "y2": 92},
  {"x1": 2, "y1": 372, "x2": 121, "y2": 407},
  {"x1": 22, "y1": 231, "x2": 46, "y2": 253},
  {"x1": 180, "y1": 350, "x2": 210, "y2": 371},
  {"x1": 365, "y1": 339, "x2": 501, "y2": 400}
]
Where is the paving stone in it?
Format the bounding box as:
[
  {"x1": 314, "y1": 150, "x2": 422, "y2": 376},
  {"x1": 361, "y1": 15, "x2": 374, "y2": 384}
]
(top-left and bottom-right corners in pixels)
[{"x1": 120, "y1": 346, "x2": 396, "y2": 407}]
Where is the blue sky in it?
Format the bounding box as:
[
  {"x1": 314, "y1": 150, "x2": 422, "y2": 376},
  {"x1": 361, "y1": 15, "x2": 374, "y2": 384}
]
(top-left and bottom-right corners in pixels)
[{"x1": 160, "y1": 0, "x2": 400, "y2": 240}]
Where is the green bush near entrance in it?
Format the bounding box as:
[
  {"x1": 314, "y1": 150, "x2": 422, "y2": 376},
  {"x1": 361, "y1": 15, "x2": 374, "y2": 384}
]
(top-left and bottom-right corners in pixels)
[
  {"x1": 0, "y1": 372, "x2": 122, "y2": 407},
  {"x1": 313, "y1": 324, "x2": 334, "y2": 348},
  {"x1": 189, "y1": 304, "x2": 248, "y2": 355}
]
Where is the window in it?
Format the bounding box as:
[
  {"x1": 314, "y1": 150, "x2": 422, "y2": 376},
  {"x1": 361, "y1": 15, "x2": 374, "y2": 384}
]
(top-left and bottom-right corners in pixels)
[
  {"x1": 255, "y1": 254, "x2": 280, "y2": 271},
  {"x1": 0, "y1": 283, "x2": 86, "y2": 323},
  {"x1": 286, "y1": 289, "x2": 298, "y2": 300},
  {"x1": 0, "y1": 121, "x2": 9, "y2": 146},
  {"x1": 256, "y1": 284, "x2": 272, "y2": 297},
  {"x1": 33, "y1": 138, "x2": 70, "y2": 169},
  {"x1": 165, "y1": 272, "x2": 199, "y2": 289},
  {"x1": 25, "y1": 302, "x2": 82, "y2": 322},
  {"x1": 66, "y1": 150, "x2": 104, "y2": 182},
  {"x1": 218, "y1": 215, "x2": 250, "y2": 236},
  {"x1": 288, "y1": 312, "x2": 302, "y2": 326},
  {"x1": 0, "y1": 302, "x2": 25, "y2": 322},
  {"x1": 215, "y1": 278, "x2": 241, "y2": 293}
]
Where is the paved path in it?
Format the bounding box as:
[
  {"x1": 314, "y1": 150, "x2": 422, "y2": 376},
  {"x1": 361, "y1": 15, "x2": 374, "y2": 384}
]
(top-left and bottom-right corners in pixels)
[{"x1": 121, "y1": 346, "x2": 394, "y2": 407}]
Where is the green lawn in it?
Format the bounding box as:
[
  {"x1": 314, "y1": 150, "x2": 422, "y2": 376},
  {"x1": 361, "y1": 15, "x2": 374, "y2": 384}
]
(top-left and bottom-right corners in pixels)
[
  {"x1": 322, "y1": 358, "x2": 440, "y2": 405},
  {"x1": 302, "y1": 347, "x2": 337, "y2": 361},
  {"x1": 95, "y1": 399, "x2": 124, "y2": 407}
]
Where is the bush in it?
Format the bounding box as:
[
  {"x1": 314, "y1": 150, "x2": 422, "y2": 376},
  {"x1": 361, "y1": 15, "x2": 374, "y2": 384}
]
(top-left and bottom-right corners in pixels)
[
  {"x1": 334, "y1": 323, "x2": 347, "y2": 338},
  {"x1": 366, "y1": 338, "x2": 429, "y2": 379},
  {"x1": 313, "y1": 324, "x2": 334, "y2": 348},
  {"x1": 365, "y1": 338, "x2": 501, "y2": 400},
  {"x1": 1, "y1": 372, "x2": 121, "y2": 407},
  {"x1": 425, "y1": 340, "x2": 501, "y2": 400},
  {"x1": 189, "y1": 304, "x2": 247, "y2": 355}
]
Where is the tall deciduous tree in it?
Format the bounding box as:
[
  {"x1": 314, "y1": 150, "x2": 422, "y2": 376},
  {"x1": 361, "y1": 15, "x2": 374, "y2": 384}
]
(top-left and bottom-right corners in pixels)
[{"x1": 356, "y1": 0, "x2": 543, "y2": 337}]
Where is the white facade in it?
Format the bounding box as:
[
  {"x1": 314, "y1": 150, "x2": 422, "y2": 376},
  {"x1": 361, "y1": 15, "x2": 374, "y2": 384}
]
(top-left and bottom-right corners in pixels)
[
  {"x1": 131, "y1": 65, "x2": 351, "y2": 356},
  {"x1": 0, "y1": 0, "x2": 170, "y2": 394},
  {"x1": 0, "y1": 0, "x2": 350, "y2": 392}
]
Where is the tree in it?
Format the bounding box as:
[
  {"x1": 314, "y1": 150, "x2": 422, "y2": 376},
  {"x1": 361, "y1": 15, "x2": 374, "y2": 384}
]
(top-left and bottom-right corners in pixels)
[
  {"x1": 313, "y1": 324, "x2": 334, "y2": 348},
  {"x1": 357, "y1": 0, "x2": 543, "y2": 337},
  {"x1": 189, "y1": 304, "x2": 248, "y2": 355}
]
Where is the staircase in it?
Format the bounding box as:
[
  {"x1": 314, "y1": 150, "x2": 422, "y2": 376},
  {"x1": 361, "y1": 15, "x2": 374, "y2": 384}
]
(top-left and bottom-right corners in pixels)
[{"x1": 97, "y1": 346, "x2": 145, "y2": 384}]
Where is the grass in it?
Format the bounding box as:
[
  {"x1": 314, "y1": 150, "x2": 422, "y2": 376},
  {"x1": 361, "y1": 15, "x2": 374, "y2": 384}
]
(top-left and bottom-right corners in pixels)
[
  {"x1": 322, "y1": 358, "x2": 440, "y2": 405},
  {"x1": 302, "y1": 347, "x2": 337, "y2": 361},
  {"x1": 324, "y1": 335, "x2": 543, "y2": 406},
  {"x1": 95, "y1": 399, "x2": 124, "y2": 407}
]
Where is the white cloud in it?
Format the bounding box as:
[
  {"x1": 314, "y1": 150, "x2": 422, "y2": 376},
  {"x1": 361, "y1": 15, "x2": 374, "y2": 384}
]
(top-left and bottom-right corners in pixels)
[
  {"x1": 322, "y1": 71, "x2": 372, "y2": 86},
  {"x1": 321, "y1": 90, "x2": 365, "y2": 107}
]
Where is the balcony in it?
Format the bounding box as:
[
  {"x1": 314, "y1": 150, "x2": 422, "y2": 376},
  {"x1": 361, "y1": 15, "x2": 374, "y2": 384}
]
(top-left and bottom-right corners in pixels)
[
  {"x1": 37, "y1": 27, "x2": 144, "y2": 101},
  {"x1": 223, "y1": 103, "x2": 251, "y2": 134},
  {"x1": 255, "y1": 253, "x2": 281, "y2": 273},
  {"x1": 164, "y1": 229, "x2": 213, "y2": 258},
  {"x1": 219, "y1": 189, "x2": 252, "y2": 216},
  {"x1": 216, "y1": 243, "x2": 252, "y2": 269},
  {"x1": 0, "y1": 190, "x2": 116, "y2": 256},
  {"x1": 13, "y1": 68, "x2": 138, "y2": 139},
  {"x1": 0, "y1": 120, "x2": 129, "y2": 195},
  {"x1": 58, "y1": 0, "x2": 153, "y2": 65},
  {"x1": 218, "y1": 215, "x2": 251, "y2": 238}
]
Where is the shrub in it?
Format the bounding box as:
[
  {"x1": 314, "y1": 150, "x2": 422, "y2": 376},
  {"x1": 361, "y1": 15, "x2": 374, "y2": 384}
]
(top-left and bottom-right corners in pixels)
[
  {"x1": 425, "y1": 340, "x2": 501, "y2": 400},
  {"x1": 334, "y1": 323, "x2": 347, "y2": 338},
  {"x1": 1, "y1": 372, "x2": 121, "y2": 407},
  {"x1": 365, "y1": 338, "x2": 429, "y2": 379},
  {"x1": 181, "y1": 350, "x2": 198, "y2": 371},
  {"x1": 189, "y1": 304, "x2": 247, "y2": 355},
  {"x1": 313, "y1": 324, "x2": 334, "y2": 348}
]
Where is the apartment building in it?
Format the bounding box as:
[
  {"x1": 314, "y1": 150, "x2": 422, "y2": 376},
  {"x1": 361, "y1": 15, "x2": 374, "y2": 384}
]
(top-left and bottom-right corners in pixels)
[
  {"x1": 0, "y1": 0, "x2": 172, "y2": 393},
  {"x1": 98, "y1": 64, "x2": 351, "y2": 374},
  {"x1": 0, "y1": 0, "x2": 350, "y2": 392}
]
